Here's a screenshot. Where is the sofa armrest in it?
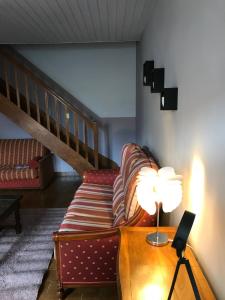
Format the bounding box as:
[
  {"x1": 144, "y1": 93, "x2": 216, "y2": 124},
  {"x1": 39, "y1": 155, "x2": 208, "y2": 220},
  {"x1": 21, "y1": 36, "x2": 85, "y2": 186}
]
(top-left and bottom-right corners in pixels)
[
  {"x1": 53, "y1": 229, "x2": 119, "y2": 285},
  {"x1": 53, "y1": 228, "x2": 118, "y2": 241},
  {"x1": 83, "y1": 169, "x2": 120, "y2": 186},
  {"x1": 38, "y1": 153, "x2": 54, "y2": 189}
]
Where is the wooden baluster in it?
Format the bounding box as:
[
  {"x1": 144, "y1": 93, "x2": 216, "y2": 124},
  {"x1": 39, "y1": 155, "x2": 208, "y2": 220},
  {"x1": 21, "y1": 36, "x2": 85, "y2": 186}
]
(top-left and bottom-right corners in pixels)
[
  {"x1": 45, "y1": 91, "x2": 50, "y2": 131},
  {"x1": 34, "y1": 86, "x2": 40, "y2": 123},
  {"x1": 14, "y1": 69, "x2": 21, "y2": 108},
  {"x1": 3, "y1": 59, "x2": 10, "y2": 100},
  {"x1": 93, "y1": 122, "x2": 99, "y2": 169},
  {"x1": 24, "y1": 75, "x2": 31, "y2": 116},
  {"x1": 54, "y1": 97, "x2": 60, "y2": 138},
  {"x1": 74, "y1": 111, "x2": 79, "y2": 153},
  {"x1": 83, "y1": 120, "x2": 88, "y2": 160},
  {"x1": 65, "y1": 106, "x2": 70, "y2": 146}
]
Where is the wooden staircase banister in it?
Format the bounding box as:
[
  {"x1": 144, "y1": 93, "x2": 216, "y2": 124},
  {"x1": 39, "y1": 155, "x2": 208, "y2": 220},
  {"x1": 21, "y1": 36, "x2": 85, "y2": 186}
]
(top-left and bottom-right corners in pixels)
[
  {"x1": 0, "y1": 49, "x2": 117, "y2": 173},
  {"x1": 0, "y1": 48, "x2": 97, "y2": 127},
  {"x1": 0, "y1": 94, "x2": 94, "y2": 174}
]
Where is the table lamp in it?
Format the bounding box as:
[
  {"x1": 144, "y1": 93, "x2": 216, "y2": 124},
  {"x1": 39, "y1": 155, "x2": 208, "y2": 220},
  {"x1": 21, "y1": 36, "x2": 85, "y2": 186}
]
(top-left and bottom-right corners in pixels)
[{"x1": 136, "y1": 166, "x2": 182, "y2": 246}]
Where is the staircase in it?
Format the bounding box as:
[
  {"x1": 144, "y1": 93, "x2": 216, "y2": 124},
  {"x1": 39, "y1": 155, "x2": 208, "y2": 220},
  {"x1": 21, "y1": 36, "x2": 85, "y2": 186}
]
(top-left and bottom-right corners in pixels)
[{"x1": 0, "y1": 48, "x2": 116, "y2": 175}]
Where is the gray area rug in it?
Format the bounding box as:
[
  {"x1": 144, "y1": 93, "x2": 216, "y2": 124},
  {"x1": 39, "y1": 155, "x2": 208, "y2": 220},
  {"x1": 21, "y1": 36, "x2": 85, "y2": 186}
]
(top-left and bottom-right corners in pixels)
[{"x1": 0, "y1": 208, "x2": 66, "y2": 300}]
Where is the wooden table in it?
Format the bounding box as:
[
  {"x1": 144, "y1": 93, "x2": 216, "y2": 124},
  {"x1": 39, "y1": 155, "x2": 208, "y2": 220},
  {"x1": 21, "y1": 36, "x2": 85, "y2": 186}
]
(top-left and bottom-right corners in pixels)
[
  {"x1": 118, "y1": 227, "x2": 216, "y2": 300},
  {"x1": 0, "y1": 194, "x2": 22, "y2": 234}
]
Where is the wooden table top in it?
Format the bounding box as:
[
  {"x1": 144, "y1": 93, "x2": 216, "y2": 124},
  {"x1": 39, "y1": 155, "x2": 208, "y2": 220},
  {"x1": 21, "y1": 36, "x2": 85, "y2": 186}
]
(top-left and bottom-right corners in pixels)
[{"x1": 118, "y1": 227, "x2": 216, "y2": 300}]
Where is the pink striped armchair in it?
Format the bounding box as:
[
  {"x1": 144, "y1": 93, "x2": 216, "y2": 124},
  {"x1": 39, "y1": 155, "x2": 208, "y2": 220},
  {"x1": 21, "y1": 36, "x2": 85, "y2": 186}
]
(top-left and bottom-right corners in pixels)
[{"x1": 53, "y1": 143, "x2": 158, "y2": 299}]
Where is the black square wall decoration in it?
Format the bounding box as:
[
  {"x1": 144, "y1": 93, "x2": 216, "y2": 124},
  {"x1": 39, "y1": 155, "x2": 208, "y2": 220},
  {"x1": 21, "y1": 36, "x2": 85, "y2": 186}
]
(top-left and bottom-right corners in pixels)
[
  {"x1": 143, "y1": 60, "x2": 154, "y2": 86},
  {"x1": 151, "y1": 68, "x2": 165, "y2": 93},
  {"x1": 160, "y1": 88, "x2": 178, "y2": 110}
]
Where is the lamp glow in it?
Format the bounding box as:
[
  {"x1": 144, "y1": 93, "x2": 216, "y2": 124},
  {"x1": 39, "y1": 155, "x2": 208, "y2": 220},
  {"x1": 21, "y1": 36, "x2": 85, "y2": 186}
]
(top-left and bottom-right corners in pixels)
[
  {"x1": 140, "y1": 284, "x2": 164, "y2": 300},
  {"x1": 137, "y1": 166, "x2": 182, "y2": 246},
  {"x1": 189, "y1": 155, "x2": 205, "y2": 216}
]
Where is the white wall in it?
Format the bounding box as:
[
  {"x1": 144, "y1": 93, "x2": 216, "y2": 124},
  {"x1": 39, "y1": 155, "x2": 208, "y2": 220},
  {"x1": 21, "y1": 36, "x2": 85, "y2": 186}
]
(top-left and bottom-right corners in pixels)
[
  {"x1": 16, "y1": 43, "x2": 136, "y2": 118},
  {"x1": 102, "y1": 117, "x2": 136, "y2": 164},
  {"x1": 0, "y1": 113, "x2": 31, "y2": 139},
  {"x1": 137, "y1": 0, "x2": 225, "y2": 298}
]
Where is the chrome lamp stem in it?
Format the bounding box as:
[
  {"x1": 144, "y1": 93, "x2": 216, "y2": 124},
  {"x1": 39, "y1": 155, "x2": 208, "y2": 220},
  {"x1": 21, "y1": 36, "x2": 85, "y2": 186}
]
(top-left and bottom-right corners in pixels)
[{"x1": 146, "y1": 202, "x2": 168, "y2": 247}]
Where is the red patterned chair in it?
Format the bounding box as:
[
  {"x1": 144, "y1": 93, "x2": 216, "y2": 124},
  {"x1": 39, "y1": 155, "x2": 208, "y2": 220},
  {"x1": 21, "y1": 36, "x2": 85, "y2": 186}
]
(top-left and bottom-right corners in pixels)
[
  {"x1": 53, "y1": 143, "x2": 158, "y2": 299},
  {"x1": 0, "y1": 138, "x2": 54, "y2": 189}
]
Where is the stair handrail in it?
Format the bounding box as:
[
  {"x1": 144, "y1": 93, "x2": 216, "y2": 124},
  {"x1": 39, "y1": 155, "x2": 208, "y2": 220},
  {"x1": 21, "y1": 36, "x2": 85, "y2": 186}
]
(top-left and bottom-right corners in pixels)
[
  {"x1": 0, "y1": 48, "x2": 97, "y2": 127},
  {"x1": 0, "y1": 48, "x2": 101, "y2": 168}
]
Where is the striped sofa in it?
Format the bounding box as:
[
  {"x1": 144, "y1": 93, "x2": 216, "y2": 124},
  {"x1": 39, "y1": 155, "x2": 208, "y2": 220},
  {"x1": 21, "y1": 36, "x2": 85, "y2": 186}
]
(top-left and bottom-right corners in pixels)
[
  {"x1": 53, "y1": 143, "x2": 158, "y2": 299},
  {"x1": 0, "y1": 138, "x2": 54, "y2": 189}
]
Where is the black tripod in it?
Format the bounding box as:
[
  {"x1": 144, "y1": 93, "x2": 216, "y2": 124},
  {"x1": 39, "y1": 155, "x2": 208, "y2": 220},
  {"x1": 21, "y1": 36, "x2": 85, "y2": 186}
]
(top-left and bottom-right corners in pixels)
[{"x1": 168, "y1": 253, "x2": 201, "y2": 300}]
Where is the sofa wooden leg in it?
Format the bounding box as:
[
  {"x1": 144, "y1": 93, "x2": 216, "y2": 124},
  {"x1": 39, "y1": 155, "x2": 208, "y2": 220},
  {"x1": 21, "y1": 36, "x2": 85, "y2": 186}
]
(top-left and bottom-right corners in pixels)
[
  {"x1": 58, "y1": 286, "x2": 74, "y2": 300},
  {"x1": 57, "y1": 283, "x2": 64, "y2": 300}
]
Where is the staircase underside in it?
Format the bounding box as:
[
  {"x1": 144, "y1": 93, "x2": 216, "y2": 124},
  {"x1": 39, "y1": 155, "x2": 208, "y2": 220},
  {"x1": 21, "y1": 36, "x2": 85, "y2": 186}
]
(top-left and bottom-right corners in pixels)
[{"x1": 0, "y1": 95, "x2": 94, "y2": 175}]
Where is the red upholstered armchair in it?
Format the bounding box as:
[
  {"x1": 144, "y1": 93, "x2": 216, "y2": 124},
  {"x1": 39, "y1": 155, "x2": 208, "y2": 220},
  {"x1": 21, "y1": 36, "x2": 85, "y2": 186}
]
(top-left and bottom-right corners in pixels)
[
  {"x1": 53, "y1": 143, "x2": 158, "y2": 299},
  {"x1": 0, "y1": 138, "x2": 54, "y2": 189}
]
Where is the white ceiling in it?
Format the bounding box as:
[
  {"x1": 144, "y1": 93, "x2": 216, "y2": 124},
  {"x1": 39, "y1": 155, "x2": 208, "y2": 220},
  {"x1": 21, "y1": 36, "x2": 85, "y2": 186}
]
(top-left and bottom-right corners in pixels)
[{"x1": 0, "y1": 0, "x2": 154, "y2": 44}]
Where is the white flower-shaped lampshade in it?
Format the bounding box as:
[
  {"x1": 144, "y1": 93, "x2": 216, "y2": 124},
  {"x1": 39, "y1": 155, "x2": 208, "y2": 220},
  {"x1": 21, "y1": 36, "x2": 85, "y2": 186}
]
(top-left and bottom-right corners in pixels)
[
  {"x1": 136, "y1": 166, "x2": 182, "y2": 215},
  {"x1": 136, "y1": 167, "x2": 159, "y2": 215},
  {"x1": 136, "y1": 166, "x2": 182, "y2": 246}
]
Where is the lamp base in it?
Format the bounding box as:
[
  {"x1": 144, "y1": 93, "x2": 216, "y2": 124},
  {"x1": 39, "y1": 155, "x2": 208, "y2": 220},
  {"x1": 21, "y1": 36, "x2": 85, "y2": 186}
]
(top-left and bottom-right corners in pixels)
[{"x1": 146, "y1": 232, "x2": 168, "y2": 246}]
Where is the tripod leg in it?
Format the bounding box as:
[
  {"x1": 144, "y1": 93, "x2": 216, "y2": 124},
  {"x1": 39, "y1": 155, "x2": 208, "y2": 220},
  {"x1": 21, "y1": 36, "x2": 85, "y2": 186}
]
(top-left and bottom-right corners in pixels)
[
  {"x1": 168, "y1": 258, "x2": 182, "y2": 300},
  {"x1": 184, "y1": 259, "x2": 201, "y2": 300}
]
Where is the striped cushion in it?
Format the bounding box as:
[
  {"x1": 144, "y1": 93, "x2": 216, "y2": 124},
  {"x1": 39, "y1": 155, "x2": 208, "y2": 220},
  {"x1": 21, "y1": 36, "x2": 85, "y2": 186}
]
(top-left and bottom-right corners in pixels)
[
  {"x1": 149, "y1": 158, "x2": 159, "y2": 171},
  {"x1": 112, "y1": 175, "x2": 125, "y2": 226},
  {"x1": 124, "y1": 155, "x2": 153, "y2": 220},
  {"x1": 112, "y1": 144, "x2": 147, "y2": 225},
  {"x1": 59, "y1": 183, "x2": 113, "y2": 232},
  {"x1": 120, "y1": 144, "x2": 141, "y2": 183},
  {"x1": 113, "y1": 204, "x2": 125, "y2": 226},
  {"x1": 76, "y1": 183, "x2": 113, "y2": 200},
  {"x1": 0, "y1": 165, "x2": 38, "y2": 181},
  {"x1": 112, "y1": 144, "x2": 147, "y2": 221},
  {"x1": 112, "y1": 175, "x2": 123, "y2": 214},
  {"x1": 0, "y1": 139, "x2": 48, "y2": 166},
  {"x1": 124, "y1": 152, "x2": 159, "y2": 220},
  {"x1": 122, "y1": 148, "x2": 143, "y2": 185}
]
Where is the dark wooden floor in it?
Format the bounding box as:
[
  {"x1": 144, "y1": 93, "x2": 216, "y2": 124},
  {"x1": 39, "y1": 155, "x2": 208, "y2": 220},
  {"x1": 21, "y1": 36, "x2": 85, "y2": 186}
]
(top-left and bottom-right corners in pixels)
[
  {"x1": 0, "y1": 176, "x2": 82, "y2": 209},
  {"x1": 0, "y1": 176, "x2": 118, "y2": 300}
]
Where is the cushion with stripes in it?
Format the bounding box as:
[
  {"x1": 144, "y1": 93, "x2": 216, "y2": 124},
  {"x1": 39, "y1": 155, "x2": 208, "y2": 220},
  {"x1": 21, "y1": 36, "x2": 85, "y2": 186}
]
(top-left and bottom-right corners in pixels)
[
  {"x1": 75, "y1": 183, "x2": 113, "y2": 200},
  {"x1": 59, "y1": 183, "x2": 114, "y2": 232},
  {"x1": 111, "y1": 144, "x2": 141, "y2": 222},
  {"x1": 0, "y1": 165, "x2": 38, "y2": 181},
  {"x1": 112, "y1": 175, "x2": 125, "y2": 226},
  {"x1": 124, "y1": 155, "x2": 153, "y2": 220},
  {"x1": 119, "y1": 144, "x2": 141, "y2": 182},
  {"x1": 112, "y1": 175, "x2": 123, "y2": 214},
  {"x1": 121, "y1": 148, "x2": 143, "y2": 186},
  {"x1": 113, "y1": 203, "x2": 125, "y2": 226},
  {"x1": 124, "y1": 153, "x2": 159, "y2": 220}
]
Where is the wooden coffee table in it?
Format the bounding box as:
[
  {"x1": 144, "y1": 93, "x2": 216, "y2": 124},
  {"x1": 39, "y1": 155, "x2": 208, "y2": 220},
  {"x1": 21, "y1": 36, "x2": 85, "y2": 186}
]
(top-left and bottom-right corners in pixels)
[{"x1": 0, "y1": 195, "x2": 22, "y2": 234}]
